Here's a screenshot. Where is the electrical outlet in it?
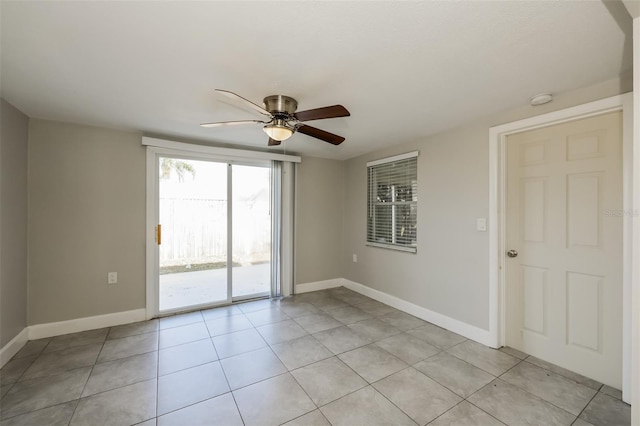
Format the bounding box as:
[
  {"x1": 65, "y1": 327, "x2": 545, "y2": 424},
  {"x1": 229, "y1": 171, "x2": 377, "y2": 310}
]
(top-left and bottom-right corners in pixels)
[
  {"x1": 352, "y1": 253, "x2": 358, "y2": 263},
  {"x1": 108, "y1": 272, "x2": 118, "y2": 284}
]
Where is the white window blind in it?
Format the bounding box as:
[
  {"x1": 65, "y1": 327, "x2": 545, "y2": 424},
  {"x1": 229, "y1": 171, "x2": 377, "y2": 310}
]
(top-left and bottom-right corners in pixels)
[{"x1": 367, "y1": 151, "x2": 418, "y2": 253}]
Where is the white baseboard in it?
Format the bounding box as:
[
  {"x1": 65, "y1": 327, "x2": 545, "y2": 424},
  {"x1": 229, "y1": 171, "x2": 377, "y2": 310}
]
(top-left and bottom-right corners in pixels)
[
  {"x1": 29, "y1": 308, "x2": 147, "y2": 340},
  {"x1": 294, "y1": 278, "x2": 343, "y2": 294},
  {"x1": 0, "y1": 328, "x2": 29, "y2": 368},
  {"x1": 341, "y1": 279, "x2": 495, "y2": 347}
]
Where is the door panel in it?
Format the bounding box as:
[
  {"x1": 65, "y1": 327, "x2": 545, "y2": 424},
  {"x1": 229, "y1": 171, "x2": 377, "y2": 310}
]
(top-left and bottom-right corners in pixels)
[
  {"x1": 232, "y1": 164, "x2": 271, "y2": 299},
  {"x1": 567, "y1": 173, "x2": 602, "y2": 248},
  {"x1": 505, "y1": 111, "x2": 622, "y2": 388},
  {"x1": 158, "y1": 157, "x2": 229, "y2": 312},
  {"x1": 521, "y1": 265, "x2": 547, "y2": 336},
  {"x1": 566, "y1": 272, "x2": 601, "y2": 352},
  {"x1": 521, "y1": 178, "x2": 547, "y2": 243}
]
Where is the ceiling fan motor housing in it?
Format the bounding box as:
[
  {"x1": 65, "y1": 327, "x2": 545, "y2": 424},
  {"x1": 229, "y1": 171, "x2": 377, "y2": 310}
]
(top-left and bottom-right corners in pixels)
[{"x1": 263, "y1": 95, "x2": 298, "y2": 115}]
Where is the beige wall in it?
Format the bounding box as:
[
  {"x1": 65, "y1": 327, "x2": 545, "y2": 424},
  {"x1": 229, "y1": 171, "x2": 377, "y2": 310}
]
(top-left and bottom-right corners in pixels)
[
  {"x1": 28, "y1": 120, "x2": 146, "y2": 325},
  {"x1": 1, "y1": 99, "x2": 29, "y2": 346},
  {"x1": 19, "y1": 73, "x2": 633, "y2": 331},
  {"x1": 295, "y1": 156, "x2": 345, "y2": 284},
  {"x1": 25, "y1": 119, "x2": 344, "y2": 324},
  {"x1": 343, "y1": 75, "x2": 632, "y2": 330}
]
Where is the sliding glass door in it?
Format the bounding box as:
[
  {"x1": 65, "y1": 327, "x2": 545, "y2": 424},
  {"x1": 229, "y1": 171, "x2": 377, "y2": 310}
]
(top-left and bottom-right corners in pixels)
[
  {"x1": 157, "y1": 156, "x2": 270, "y2": 313},
  {"x1": 232, "y1": 165, "x2": 271, "y2": 299}
]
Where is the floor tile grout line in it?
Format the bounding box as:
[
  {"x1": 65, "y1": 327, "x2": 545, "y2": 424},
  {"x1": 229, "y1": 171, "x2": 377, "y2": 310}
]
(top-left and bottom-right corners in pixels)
[
  {"x1": 66, "y1": 330, "x2": 109, "y2": 425},
  {"x1": 411, "y1": 352, "x2": 495, "y2": 401},
  {"x1": 88, "y1": 338, "x2": 159, "y2": 385},
  {"x1": 75, "y1": 372, "x2": 158, "y2": 401},
  {"x1": 255, "y1": 303, "x2": 386, "y2": 419},
  {"x1": 290, "y1": 348, "x2": 364, "y2": 393},
  {"x1": 3, "y1": 289, "x2": 624, "y2": 425},
  {"x1": 490, "y1": 357, "x2": 590, "y2": 415},
  {"x1": 231, "y1": 307, "x2": 319, "y2": 424},
  {"x1": 280, "y1": 407, "x2": 330, "y2": 426},
  {"x1": 499, "y1": 358, "x2": 602, "y2": 409},
  {"x1": 4, "y1": 349, "x2": 41, "y2": 387},
  {"x1": 497, "y1": 357, "x2": 525, "y2": 377},
  {"x1": 424, "y1": 399, "x2": 465, "y2": 426},
  {"x1": 3, "y1": 362, "x2": 98, "y2": 390},
  {"x1": 468, "y1": 375, "x2": 588, "y2": 421},
  {"x1": 2, "y1": 333, "x2": 109, "y2": 416},
  {"x1": 155, "y1": 326, "x2": 161, "y2": 423},
  {"x1": 442, "y1": 346, "x2": 517, "y2": 378},
  {"x1": 160, "y1": 319, "x2": 245, "y2": 425},
  {"x1": 520, "y1": 357, "x2": 603, "y2": 391},
  {"x1": 99, "y1": 330, "x2": 160, "y2": 356},
  {"x1": 369, "y1": 364, "x2": 444, "y2": 425},
  {"x1": 285, "y1": 356, "x2": 326, "y2": 414},
  {"x1": 295, "y1": 361, "x2": 367, "y2": 410},
  {"x1": 462, "y1": 398, "x2": 509, "y2": 425},
  {"x1": 0, "y1": 382, "x2": 14, "y2": 403},
  {"x1": 211, "y1": 313, "x2": 250, "y2": 425},
  {"x1": 310, "y1": 327, "x2": 345, "y2": 352},
  {"x1": 427, "y1": 399, "x2": 507, "y2": 426},
  {"x1": 571, "y1": 388, "x2": 601, "y2": 425},
  {"x1": 0, "y1": 394, "x2": 82, "y2": 423},
  {"x1": 106, "y1": 318, "x2": 160, "y2": 342},
  {"x1": 155, "y1": 390, "x2": 234, "y2": 421},
  {"x1": 66, "y1": 399, "x2": 82, "y2": 426},
  {"x1": 324, "y1": 349, "x2": 399, "y2": 405},
  {"x1": 324, "y1": 375, "x2": 410, "y2": 424}
]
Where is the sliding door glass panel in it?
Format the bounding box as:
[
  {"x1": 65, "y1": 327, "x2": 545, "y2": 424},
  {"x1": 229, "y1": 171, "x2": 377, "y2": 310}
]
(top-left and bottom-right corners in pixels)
[
  {"x1": 232, "y1": 164, "x2": 271, "y2": 299},
  {"x1": 159, "y1": 157, "x2": 228, "y2": 311}
]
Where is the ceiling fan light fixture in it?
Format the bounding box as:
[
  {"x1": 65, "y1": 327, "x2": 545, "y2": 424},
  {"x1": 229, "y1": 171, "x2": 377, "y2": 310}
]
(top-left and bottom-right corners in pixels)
[
  {"x1": 263, "y1": 120, "x2": 293, "y2": 141},
  {"x1": 204, "y1": 89, "x2": 349, "y2": 146}
]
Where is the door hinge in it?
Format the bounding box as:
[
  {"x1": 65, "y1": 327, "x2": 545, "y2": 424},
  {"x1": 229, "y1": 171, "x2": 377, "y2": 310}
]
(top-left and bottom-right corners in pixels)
[{"x1": 156, "y1": 224, "x2": 162, "y2": 245}]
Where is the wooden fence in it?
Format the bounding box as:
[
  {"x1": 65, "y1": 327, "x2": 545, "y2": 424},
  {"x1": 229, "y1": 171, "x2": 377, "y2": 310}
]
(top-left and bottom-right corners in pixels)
[{"x1": 159, "y1": 198, "x2": 270, "y2": 267}]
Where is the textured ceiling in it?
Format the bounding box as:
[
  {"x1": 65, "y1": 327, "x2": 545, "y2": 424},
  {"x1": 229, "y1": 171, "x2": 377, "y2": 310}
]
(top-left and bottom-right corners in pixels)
[{"x1": 0, "y1": 1, "x2": 632, "y2": 160}]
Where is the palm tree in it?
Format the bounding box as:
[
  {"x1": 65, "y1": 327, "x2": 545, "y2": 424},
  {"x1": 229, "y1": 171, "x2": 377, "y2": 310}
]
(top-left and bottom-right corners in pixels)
[{"x1": 160, "y1": 158, "x2": 196, "y2": 182}]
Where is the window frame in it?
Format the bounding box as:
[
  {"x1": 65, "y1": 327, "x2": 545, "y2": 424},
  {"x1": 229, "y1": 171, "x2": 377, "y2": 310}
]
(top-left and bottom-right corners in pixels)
[{"x1": 366, "y1": 151, "x2": 419, "y2": 253}]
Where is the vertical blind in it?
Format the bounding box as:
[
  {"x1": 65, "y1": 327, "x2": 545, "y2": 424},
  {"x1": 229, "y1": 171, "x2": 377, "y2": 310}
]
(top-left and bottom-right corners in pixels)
[
  {"x1": 367, "y1": 152, "x2": 418, "y2": 253},
  {"x1": 270, "y1": 160, "x2": 296, "y2": 297}
]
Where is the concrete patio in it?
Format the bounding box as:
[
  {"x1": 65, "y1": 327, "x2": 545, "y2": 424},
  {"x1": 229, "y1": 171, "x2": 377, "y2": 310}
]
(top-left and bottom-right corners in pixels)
[{"x1": 159, "y1": 263, "x2": 270, "y2": 311}]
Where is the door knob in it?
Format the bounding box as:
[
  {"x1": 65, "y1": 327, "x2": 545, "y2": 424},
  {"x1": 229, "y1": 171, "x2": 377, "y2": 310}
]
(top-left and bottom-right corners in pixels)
[{"x1": 507, "y1": 249, "x2": 518, "y2": 258}]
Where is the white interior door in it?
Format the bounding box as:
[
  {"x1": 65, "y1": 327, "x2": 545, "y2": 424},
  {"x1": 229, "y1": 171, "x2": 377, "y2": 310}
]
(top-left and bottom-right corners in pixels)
[{"x1": 505, "y1": 111, "x2": 623, "y2": 388}]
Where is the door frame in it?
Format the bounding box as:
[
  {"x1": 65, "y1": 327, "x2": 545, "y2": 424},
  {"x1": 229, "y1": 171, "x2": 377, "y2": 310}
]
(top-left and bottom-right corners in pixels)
[
  {"x1": 143, "y1": 137, "x2": 301, "y2": 319},
  {"x1": 488, "y1": 93, "x2": 635, "y2": 402}
]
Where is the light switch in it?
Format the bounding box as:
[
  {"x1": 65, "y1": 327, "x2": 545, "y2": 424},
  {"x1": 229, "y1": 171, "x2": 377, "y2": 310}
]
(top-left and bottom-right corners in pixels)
[{"x1": 476, "y1": 218, "x2": 487, "y2": 232}]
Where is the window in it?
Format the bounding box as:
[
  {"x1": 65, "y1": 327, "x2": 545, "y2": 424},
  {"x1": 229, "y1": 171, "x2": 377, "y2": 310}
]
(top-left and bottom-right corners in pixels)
[{"x1": 367, "y1": 151, "x2": 418, "y2": 253}]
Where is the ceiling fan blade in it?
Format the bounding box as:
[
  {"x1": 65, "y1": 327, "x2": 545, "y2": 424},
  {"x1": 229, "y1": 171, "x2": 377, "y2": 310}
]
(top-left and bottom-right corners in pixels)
[
  {"x1": 268, "y1": 138, "x2": 281, "y2": 146},
  {"x1": 294, "y1": 105, "x2": 350, "y2": 122},
  {"x1": 296, "y1": 124, "x2": 345, "y2": 145},
  {"x1": 215, "y1": 89, "x2": 271, "y2": 117},
  {"x1": 200, "y1": 119, "x2": 265, "y2": 128}
]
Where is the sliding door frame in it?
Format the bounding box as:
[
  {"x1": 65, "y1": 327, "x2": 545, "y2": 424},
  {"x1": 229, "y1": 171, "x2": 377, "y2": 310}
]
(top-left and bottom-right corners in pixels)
[{"x1": 145, "y1": 141, "x2": 298, "y2": 318}]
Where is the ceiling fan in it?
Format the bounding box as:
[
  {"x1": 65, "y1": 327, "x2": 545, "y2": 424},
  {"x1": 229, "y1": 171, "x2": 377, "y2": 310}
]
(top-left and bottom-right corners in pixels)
[{"x1": 201, "y1": 89, "x2": 350, "y2": 146}]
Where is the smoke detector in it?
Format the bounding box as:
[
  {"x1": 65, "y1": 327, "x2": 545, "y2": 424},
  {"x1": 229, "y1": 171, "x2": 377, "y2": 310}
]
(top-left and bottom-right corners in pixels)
[{"x1": 530, "y1": 93, "x2": 553, "y2": 106}]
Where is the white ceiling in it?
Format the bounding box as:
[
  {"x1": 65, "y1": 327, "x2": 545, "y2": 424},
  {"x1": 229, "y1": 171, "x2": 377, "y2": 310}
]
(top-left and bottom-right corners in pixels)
[{"x1": 0, "y1": 1, "x2": 632, "y2": 160}]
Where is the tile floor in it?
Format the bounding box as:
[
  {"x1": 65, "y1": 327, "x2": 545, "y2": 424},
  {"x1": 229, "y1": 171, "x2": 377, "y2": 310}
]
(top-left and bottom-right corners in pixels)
[{"x1": 0, "y1": 287, "x2": 631, "y2": 426}]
